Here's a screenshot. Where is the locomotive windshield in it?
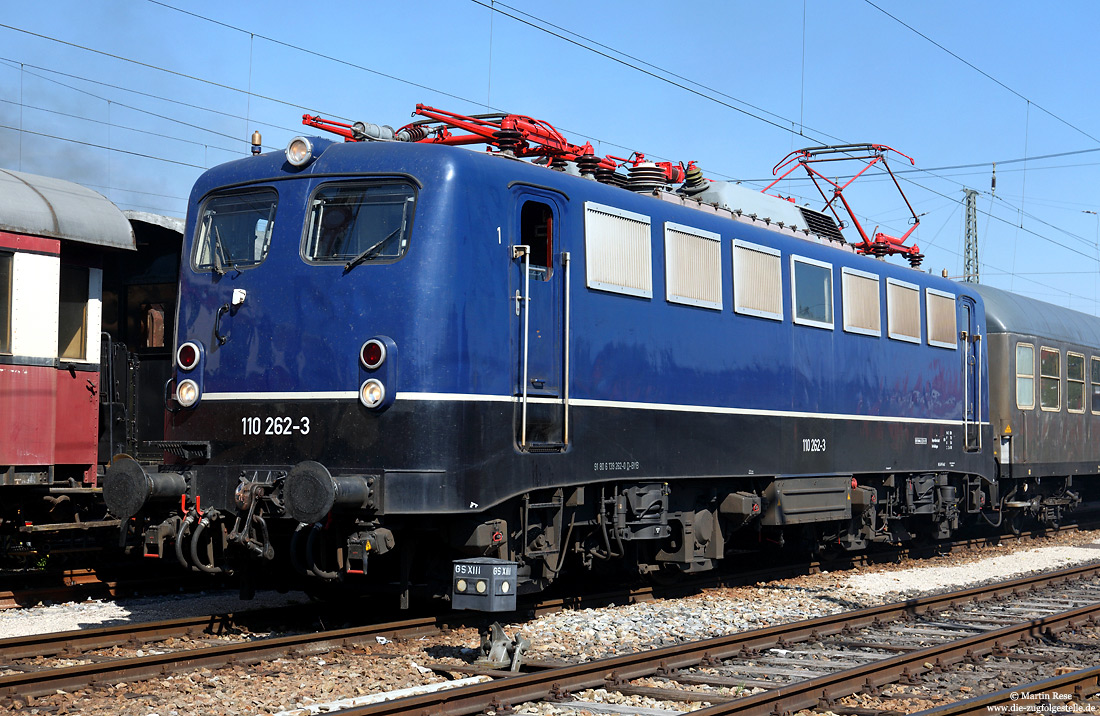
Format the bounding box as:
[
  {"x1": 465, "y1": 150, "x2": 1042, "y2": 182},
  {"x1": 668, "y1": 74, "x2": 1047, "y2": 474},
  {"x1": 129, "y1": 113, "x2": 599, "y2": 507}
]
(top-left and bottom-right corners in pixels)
[
  {"x1": 303, "y1": 182, "x2": 416, "y2": 266},
  {"x1": 193, "y1": 189, "x2": 277, "y2": 273}
]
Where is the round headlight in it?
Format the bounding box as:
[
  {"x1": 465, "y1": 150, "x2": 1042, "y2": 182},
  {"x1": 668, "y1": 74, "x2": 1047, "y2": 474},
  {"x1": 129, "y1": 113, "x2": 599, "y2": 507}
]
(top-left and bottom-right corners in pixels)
[
  {"x1": 177, "y1": 379, "x2": 200, "y2": 408},
  {"x1": 359, "y1": 379, "x2": 385, "y2": 409},
  {"x1": 500, "y1": 580, "x2": 510, "y2": 593},
  {"x1": 360, "y1": 339, "x2": 386, "y2": 370},
  {"x1": 475, "y1": 580, "x2": 487, "y2": 594},
  {"x1": 285, "y1": 136, "x2": 314, "y2": 167},
  {"x1": 456, "y1": 579, "x2": 467, "y2": 593},
  {"x1": 177, "y1": 342, "x2": 200, "y2": 371}
]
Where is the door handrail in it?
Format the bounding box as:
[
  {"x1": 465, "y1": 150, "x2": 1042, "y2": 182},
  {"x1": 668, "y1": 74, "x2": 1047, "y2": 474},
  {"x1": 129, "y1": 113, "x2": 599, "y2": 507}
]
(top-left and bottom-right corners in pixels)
[{"x1": 513, "y1": 244, "x2": 531, "y2": 447}]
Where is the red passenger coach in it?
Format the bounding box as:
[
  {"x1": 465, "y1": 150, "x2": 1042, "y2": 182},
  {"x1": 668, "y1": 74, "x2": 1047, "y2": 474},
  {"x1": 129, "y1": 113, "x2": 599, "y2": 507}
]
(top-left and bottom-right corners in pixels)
[{"x1": 0, "y1": 169, "x2": 137, "y2": 555}]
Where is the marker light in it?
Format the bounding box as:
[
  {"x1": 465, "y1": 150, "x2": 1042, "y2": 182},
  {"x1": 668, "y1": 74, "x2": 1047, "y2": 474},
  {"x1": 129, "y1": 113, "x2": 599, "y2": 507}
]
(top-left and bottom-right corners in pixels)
[
  {"x1": 360, "y1": 339, "x2": 386, "y2": 370},
  {"x1": 285, "y1": 136, "x2": 314, "y2": 167},
  {"x1": 359, "y1": 379, "x2": 385, "y2": 409},
  {"x1": 177, "y1": 342, "x2": 200, "y2": 371},
  {"x1": 475, "y1": 580, "x2": 487, "y2": 594},
  {"x1": 177, "y1": 379, "x2": 200, "y2": 408},
  {"x1": 456, "y1": 579, "x2": 468, "y2": 593},
  {"x1": 500, "y1": 581, "x2": 510, "y2": 593}
]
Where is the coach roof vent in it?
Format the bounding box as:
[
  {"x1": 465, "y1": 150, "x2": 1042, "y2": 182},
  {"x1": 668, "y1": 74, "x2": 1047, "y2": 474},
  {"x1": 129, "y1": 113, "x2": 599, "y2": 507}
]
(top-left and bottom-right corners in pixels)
[{"x1": 0, "y1": 168, "x2": 135, "y2": 250}]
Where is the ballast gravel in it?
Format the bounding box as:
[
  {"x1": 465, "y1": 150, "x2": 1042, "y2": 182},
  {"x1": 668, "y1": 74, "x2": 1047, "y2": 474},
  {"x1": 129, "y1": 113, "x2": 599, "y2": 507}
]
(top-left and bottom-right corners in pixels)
[
  {"x1": 506, "y1": 531, "x2": 1100, "y2": 663},
  {"x1": 841, "y1": 541, "x2": 1100, "y2": 597},
  {"x1": 0, "y1": 589, "x2": 311, "y2": 639}
]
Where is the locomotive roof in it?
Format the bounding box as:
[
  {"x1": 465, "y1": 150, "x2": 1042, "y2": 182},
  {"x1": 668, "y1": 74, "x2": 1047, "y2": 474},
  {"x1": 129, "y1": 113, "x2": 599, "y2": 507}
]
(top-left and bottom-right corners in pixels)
[
  {"x1": 971, "y1": 283, "x2": 1100, "y2": 347},
  {"x1": 0, "y1": 168, "x2": 135, "y2": 250}
]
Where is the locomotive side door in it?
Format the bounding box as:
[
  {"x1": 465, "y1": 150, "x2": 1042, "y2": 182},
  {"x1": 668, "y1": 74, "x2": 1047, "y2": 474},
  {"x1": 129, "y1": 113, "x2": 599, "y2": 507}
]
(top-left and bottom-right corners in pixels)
[
  {"x1": 511, "y1": 189, "x2": 567, "y2": 450},
  {"x1": 961, "y1": 297, "x2": 982, "y2": 452}
]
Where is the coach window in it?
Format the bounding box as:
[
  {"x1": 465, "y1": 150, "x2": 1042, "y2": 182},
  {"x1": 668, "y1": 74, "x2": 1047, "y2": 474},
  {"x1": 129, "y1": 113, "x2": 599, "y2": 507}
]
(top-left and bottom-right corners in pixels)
[
  {"x1": 791, "y1": 255, "x2": 833, "y2": 329},
  {"x1": 732, "y1": 240, "x2": 782, "y2": 320},
  {"x1": 0, "y1": 252, "x2": 10, "y2": 354},
  {"x1": 58, "y1": 264, "x2": 90, "y2": 361},
  {"x1": 886, "y1": 277, "x2": 920, "y2": 343},
  {"x1": 520, "y1": 201, "x2": 553, "y2": 280},
  {"x1": 1040, "y1": 347, "x2": 1060, "y2": 411},
  {"x1": 1016, "y1": 343, "x2": 1035, "y2": 410},
  {"x1": 1068, "y1": 352, "x2": 1085, "y2": 413},
  {"x1": 304, "y1": 183, "x2": 416, "y2": 265},
  {"x1": 1092, "y1": 357, "x2": 1100, "y2": 414},
  {"x1": 194, "y1": 188, "x2": 278, "y2": 272}
]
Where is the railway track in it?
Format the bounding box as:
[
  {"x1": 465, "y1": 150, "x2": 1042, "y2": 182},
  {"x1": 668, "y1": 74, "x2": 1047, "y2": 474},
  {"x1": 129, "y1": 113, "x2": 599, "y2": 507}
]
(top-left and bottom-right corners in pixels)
[
  {"x1": 0, "y1": 521, "x2": 1088, "y2": 611},
  {"x1": 379, "y1": 563, "x2": 1100, "y2": 716},
  {"x1": 2, "y1": 561, "x2": 1100, "y2": 713}
]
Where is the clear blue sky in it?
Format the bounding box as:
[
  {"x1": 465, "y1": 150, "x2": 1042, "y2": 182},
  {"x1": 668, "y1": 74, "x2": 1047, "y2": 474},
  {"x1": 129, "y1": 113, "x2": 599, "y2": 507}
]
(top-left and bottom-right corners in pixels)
[{"x1": 3, "y1": 1, "x2": 1099, "y2": 313}]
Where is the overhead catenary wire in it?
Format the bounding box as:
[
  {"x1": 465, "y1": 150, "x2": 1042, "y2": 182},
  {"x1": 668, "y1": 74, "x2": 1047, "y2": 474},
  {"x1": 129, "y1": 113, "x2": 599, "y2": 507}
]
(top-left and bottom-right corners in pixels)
[
  {"x1": 3, "y1": 5, "x2": 1098, "y2": 307},
  {"x1": 0, "y1": 57, "x2": 290, "y2": 148},
  {"x1": 0, "y1": 22, "x2": 353, "y2": 124},
  {"x1": 862, "y1": 0, "x2": 1100, "y2": 147}
]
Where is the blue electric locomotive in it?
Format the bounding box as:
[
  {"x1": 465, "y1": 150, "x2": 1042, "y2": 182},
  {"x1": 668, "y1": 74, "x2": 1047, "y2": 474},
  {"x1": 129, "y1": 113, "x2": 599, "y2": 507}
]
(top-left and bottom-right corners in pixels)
[{"x1": 103, "y1": 108, "x2": 1081, "y2": 609}]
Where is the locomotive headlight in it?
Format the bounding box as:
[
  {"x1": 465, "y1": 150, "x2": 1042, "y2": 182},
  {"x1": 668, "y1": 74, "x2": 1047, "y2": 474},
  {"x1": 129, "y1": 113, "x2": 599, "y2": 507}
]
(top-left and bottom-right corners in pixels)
[
  {"x1": 176, "y1": 379, "x2": 200, "y2": 408},
  {"x1": 500, "y1": 580, "x2": 511, "y2": 593},
  {"x1": 359, "y1": 378, "x2": 385, "y2": 409},
  {"x1": 360, "y1": 339, "x2": 387, "y2": 370},
  {"x1": 456, "y1": 579, "x2": 468, "y2": 593},
  {"x1": 475, "y1": 580, "x2": 487, "y2": 594},
  {"x1": 285, "y1": 136, "x2": 314, "y2": 167},
  {"x1": 176, "y1": 342, "x2": 200, "y2": 371}
]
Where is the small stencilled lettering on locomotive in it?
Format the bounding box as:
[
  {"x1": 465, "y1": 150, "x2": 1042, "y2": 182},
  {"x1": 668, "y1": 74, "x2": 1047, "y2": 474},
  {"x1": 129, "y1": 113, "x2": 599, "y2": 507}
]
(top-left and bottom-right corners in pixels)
[
  {"x1": 931, "y1": 437, "x2": 941, "y2": 449},
  {"x1": 593, "y1": 461, "x2": 640, "y2": 472},
  {"x1": 944, "y1": 430, "x2": 954, "y2": 450},
  {"x1": 241, "y1": 416, "x2": 311, "y2": 436},
  {"x1": 801, "y1": 438, "x2": 827, "y2": 453},
  {"x1": 914, "y1": 437, "x2": 928, "y2": 445}
]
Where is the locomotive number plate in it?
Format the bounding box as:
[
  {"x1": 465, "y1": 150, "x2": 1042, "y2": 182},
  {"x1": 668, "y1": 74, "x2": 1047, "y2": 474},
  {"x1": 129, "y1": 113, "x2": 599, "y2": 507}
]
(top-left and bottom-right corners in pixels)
[
  {"x1": 801, "y1": 438, "x2": 827, "y2": 453},
  {"x1": 241, "y1": 416, "x2": 311, "y2": 436}
]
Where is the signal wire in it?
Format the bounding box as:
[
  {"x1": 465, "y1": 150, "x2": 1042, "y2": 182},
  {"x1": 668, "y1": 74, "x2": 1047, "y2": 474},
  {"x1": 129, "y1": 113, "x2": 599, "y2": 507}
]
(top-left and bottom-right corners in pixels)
[
  {"x1": 0, "y1": 122, "x2": 208, "y2": 170},
  {"x1": 465, "y1": 0, "x2": 835, "y2": 143},
  {"x1": 862, "y1": 0, "x2": 1100, "y2": 146},
  {"x1": 0, "y1": 21, "x2": 352, "y2": 124},
  {"x1": 0, "y1": 57, "x2": 290, "y2": 147}
]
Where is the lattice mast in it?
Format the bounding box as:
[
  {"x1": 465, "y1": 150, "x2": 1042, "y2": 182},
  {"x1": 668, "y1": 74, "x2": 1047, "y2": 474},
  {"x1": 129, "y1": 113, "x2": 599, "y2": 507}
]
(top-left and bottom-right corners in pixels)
[{"x1": 963, "y1": 188, "x2": 980, "y2": 283}]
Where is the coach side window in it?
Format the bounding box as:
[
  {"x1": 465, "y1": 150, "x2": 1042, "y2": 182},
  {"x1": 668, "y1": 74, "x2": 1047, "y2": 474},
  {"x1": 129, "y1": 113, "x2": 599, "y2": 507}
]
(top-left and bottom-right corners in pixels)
[
  {"x1": 1068, "y1": 352, "x2": 1085, "y2": 413},
  {"x1": 791, "y1": 255, "x2": 833, "y2": 329},
  {"x1": 1016, "y1": 343, "x2": 1035, "y2": 410},
  {"x1": 1092, "y1": 357, "x2": 1100, "y2": 414},
  {"x1": 0, "y1": 252, "x2": 10, "y2": 354},
  {"x1": 1040, "y1": 347, "x2": 1060, "y2": 411},
  {"x1": 58, "y1": 264, "x2": 90, "y2": 361}
]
